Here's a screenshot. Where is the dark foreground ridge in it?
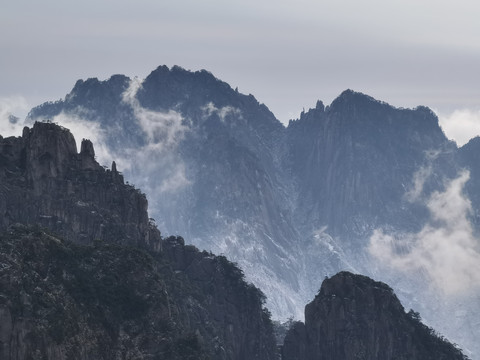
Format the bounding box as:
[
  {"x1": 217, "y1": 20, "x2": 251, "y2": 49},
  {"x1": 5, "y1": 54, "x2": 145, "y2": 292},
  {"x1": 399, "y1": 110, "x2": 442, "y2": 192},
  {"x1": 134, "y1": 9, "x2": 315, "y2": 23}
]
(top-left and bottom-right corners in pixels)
[
  {"x1": 0, "y1": 225, "x2": 277, "y2": 359},
  {"x1": 0, "y1": 122, "x2": 468, "y2": 359},
  {"x1": 282, "y1": 272, "x2": 468, "y2": 360}
]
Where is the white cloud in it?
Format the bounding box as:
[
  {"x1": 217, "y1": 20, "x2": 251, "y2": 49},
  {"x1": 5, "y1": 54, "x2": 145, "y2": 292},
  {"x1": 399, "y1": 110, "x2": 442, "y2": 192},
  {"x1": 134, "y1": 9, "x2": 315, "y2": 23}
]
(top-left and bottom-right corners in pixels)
[
  {"x1": 123, "y1": 141, "x2": 190, "y2": 197},
  {"x1": 202, "y1": 102, "x2": 242, "y2": 123},
  {"x1": 0, "y1": 96, "x2": 29, "y2": 137},
  {"x1": 405, "y1": 164, "x2": 432, "y2": 203},
  {"x1": 123, "y1": 77, "x2": 190, "y2": 151},
  {"x1": 27, "y1": 79, "x2": 192, "y2": 204},
  {"x1": 404, "y1": 149, "x2": 440, "y2": 202},
  {"x1": 369, "y1": 170, "x2": 480, "y2": 296},
  {"x1": 158, "y1": 162, "x2": 189, "y2": 193},
  {"x1": 121, "y1": 79, "x2": 191, "y2": 194},
  {"x1": 438, "y1": 109, "x2": 480, "y2": 147}
]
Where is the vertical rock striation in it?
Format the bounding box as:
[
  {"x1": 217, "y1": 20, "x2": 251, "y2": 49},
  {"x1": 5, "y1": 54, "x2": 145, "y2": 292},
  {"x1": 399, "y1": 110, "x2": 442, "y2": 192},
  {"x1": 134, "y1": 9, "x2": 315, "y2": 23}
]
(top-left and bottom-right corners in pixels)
[{"x1": 0, "y1": 122, "x2": 160, "y2": 251}]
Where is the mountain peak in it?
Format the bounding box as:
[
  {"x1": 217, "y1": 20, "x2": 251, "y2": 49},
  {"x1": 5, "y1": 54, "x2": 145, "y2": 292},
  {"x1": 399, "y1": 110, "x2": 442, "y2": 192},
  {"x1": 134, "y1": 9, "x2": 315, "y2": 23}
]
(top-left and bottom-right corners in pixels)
[
  {"x1": 144, "y1": 65, "x2": 222, "y2": 88},
  {"x1": 71, "y1": 74, "x2": 130, "y2": 93},
  {"x1": 328, "y1": 89, "x2": 387, "y2": 113},
  {"x1": 319, "y1": 271, "x2": 394, "y2": 297},
  {"x1": 282, "y1": 272, "x2": 468, "y2": 360},
  {"x1": 139, "y1": 65, "x2": 237, "y2": 110},
  {"x1": 339, "y1": 88, "x2": 366, "y2": 98},
  {"x1": 138, "y1": 65, "x2": 281, "y2": 130}
]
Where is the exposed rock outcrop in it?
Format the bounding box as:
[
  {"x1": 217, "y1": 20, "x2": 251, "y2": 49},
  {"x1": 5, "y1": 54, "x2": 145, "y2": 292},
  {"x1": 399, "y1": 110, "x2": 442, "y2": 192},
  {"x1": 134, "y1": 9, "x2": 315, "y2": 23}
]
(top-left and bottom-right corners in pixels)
[
  {"x1": 0, "y1": 122, "x2": 160, "y2": 250},
  {"x1": 282, "y1": 272, "x2": 467, "y2": 360}
]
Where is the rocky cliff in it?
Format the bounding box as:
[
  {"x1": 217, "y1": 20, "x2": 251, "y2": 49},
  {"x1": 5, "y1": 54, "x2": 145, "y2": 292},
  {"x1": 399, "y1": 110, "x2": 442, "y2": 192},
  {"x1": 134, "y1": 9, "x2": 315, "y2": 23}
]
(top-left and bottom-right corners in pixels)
[
  {"x1": 0, "y1": 123, "x2": 277, "y2": 360},
  {"x1": 282, "y1": 272, "x2": 467, "y2": 360},
  {"x1": 0, "y1": 122, "x2": 160, "y2": 250}
]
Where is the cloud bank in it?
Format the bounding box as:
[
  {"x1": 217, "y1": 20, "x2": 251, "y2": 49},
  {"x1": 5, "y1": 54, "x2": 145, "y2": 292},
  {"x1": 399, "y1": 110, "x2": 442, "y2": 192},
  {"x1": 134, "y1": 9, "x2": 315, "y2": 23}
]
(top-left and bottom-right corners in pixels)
[
  {"x1": 202, "y1": 102, "x2": 242, "y2": 123},
  {"x1": 369, "y1": 170, "x2": 480, "y2": 295},
  {"x1": 438, "y1": 109, "x2": 480, "y2": 147}
]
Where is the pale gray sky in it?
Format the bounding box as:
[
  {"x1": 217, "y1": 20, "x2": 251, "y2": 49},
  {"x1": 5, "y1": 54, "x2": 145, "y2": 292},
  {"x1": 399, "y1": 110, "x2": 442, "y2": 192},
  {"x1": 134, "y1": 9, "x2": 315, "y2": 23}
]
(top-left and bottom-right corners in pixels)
[{"x1": 2, "y1": 0, "x2": 480, "y2": 144}]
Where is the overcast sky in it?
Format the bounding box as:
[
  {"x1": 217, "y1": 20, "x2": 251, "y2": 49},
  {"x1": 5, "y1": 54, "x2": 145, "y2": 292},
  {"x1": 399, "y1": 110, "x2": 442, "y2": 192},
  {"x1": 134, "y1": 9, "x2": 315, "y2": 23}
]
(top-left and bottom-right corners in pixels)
[{"x1": 2, "y1": 0, "x2": 480, "y2": 145}]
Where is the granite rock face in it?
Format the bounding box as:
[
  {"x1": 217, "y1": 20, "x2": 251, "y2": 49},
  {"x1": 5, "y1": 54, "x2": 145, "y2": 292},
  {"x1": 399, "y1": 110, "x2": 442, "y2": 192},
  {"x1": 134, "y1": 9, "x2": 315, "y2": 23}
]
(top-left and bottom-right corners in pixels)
[
  {"x1": 0, "y1": 122, "x2": 160, "y2": 250},
  {"x1": 282, "y1": 272, "x2": 467, "y2": 360},
  {"x1": 281, "y1": 321, "x2": 306, "y2": 360}
]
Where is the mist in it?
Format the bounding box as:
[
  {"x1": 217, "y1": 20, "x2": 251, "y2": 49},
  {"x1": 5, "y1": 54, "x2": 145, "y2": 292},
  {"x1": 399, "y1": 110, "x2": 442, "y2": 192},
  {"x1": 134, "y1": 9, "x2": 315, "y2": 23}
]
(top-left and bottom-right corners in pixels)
[
  {"x1": 0, "y1": 96, "x2": 30, "y2": 137},
  {"x1": 369, "y1": 169, "x2": 480, "y2": 296}
]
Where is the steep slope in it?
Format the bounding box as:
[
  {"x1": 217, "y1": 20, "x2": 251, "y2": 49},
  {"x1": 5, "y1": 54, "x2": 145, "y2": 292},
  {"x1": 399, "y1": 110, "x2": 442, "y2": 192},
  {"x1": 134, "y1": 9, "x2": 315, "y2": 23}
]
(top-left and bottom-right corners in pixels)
[
  {"x1": 28, "y1": 66, "x2": 304, "y2": 318},
  {"x1": 458, "y1": 136, "x2": 480, "y2": 228},
  {"x1": 0, "y1": 123, "x2": 277, "y2": 360},
  {"x1": 282, "y1": 272, "x2": 468, "y2": 360}
]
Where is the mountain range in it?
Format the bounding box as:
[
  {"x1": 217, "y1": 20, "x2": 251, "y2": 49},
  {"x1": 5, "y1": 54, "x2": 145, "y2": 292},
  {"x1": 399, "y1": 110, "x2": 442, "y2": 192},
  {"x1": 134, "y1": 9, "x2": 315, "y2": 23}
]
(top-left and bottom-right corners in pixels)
[
  {"x1": 17, "y1": 65, "x2": 480, "y2": 358},
  {"x1": 0, "y1": 121, "x2": 467, "y2": 359}
]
